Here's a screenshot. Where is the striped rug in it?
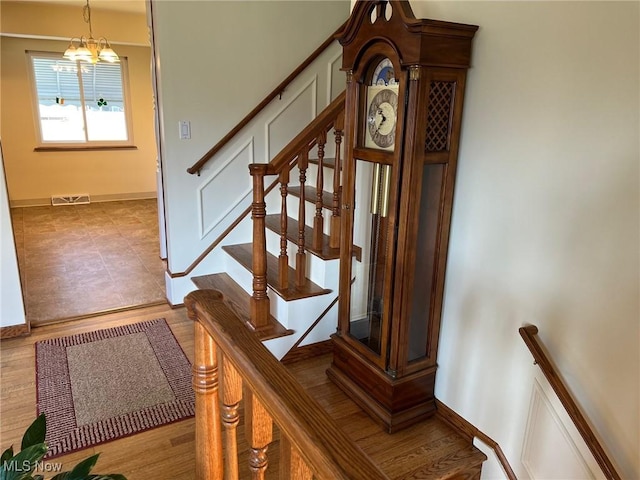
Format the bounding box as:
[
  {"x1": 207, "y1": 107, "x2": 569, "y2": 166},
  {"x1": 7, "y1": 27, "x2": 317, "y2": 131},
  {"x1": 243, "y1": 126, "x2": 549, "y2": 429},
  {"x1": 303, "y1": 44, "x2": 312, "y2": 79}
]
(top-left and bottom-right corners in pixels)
[{"x1": 35, "y1": 318, "x2": 195, "y2": 458}]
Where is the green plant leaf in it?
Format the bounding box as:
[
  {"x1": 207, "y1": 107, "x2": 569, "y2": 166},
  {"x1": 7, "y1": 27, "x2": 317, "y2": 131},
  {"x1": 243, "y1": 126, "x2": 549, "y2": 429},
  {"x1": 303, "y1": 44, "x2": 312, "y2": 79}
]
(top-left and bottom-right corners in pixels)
[
  {"x1": 48, "y1": 473, "x2": 68, "y2": 480},
  {"x1": 50, "y1": 453, "x2": 100, "y2": 480},
  {"x1": 21, "y1": 414, "x2": 46, "y2": 451},
  {"x1": 0, "y1": 446, "x2": 14, "y2": 465},
  {"x1": 86, "y1": 475, "x2": 127, "y2": 480},
  {"x1": 0, "y1": 443, "x2": 47, "y2": 480}
]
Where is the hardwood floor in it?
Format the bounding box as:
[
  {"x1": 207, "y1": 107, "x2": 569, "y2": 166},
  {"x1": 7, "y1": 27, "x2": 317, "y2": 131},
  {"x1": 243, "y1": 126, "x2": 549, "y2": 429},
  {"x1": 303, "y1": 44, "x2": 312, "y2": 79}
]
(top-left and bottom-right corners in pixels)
[
  {"x1": 286, "y1": 355, "x2": 485, "y2": 479},
  {"x1": 1, "y1": 302, "x2": 484, "y2": 479},
  {"x1": 0, "y1": 304, "x2": 195, "y2": 479},
  {"x1": 11, "y1": 199, "x2": 167, "y2": 326}
]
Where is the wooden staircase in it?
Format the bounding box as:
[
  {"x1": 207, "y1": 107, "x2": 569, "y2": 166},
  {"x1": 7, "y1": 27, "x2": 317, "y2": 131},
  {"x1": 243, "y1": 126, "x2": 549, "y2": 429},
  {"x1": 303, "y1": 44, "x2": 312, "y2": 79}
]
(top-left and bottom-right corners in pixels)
[{"x1": 191, "y1": 92, "x2": 347, "y2": 345}]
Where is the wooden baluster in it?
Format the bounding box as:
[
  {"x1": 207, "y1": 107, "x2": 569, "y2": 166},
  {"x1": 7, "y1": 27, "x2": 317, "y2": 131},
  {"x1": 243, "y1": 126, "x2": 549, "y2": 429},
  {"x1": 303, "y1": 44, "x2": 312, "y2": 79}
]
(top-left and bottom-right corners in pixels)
[
  {"x1": 190, "y1": 320, "x2": 223, "y2": 480},
  {"x1": 280, "y1": 435, "x2": 313, "y2": 480},
  {"x1": 279, "y1": 169, "x2": 289, "y2": 289},
  {"x1": 245, "y1": 390, "x2": 273, "y2": 480},
  {"x1": 313, "y1": 131, "x2": 327, "y2": 250},
  {"x1": 330, "y1": 112, "x2": 344, "y2": 249},
  {"x1": 296, "y1": 150, "x2": 308, "y2": 287},
  {"x1": 221, "y1": 355, "x2": 242, "y2": 480},
  {"x1": 249, "y1": 164, "x2": 270, "y2": 329}
]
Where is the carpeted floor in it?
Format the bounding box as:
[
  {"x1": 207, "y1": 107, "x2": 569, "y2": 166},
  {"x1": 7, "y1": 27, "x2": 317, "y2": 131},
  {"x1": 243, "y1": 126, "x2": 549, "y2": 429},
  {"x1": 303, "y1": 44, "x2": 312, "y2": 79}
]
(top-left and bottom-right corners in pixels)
[{"x1": 35, "y1": 318, "x2": 195, "y2": 458}]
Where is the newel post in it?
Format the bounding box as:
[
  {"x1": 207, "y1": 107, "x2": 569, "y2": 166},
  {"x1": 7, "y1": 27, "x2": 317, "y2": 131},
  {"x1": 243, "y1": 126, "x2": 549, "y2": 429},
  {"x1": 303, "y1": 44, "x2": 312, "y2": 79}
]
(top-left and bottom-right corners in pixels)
[
  {"x1": 185, "y1": 293, "x2": 224, "y2": 480},
  {"x1": 249, "y1": 164, "x2": 271, "y2": 329}
]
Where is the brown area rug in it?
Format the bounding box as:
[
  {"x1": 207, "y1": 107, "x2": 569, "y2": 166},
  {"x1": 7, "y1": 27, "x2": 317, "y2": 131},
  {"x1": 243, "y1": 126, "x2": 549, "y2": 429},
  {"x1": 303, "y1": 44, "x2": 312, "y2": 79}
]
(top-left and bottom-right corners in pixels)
[{"x1": 35, "y1": 318, "x2": 194, "y2": 458}]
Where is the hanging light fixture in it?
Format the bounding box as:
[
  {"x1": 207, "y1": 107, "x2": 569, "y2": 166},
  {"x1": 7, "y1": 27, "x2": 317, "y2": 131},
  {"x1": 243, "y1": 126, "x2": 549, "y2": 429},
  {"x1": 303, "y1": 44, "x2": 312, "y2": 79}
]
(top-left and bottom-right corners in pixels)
[{"x1": 63, "y1": 0, "x2": 119, "y2": 64}]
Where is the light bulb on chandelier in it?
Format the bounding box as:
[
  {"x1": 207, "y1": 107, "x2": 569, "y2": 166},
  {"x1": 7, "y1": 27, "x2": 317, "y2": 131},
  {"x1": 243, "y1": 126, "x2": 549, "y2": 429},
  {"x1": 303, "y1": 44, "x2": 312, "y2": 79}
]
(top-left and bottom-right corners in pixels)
[{"x1": 63, "y1": 0, "x2": 119, "y2": 64}]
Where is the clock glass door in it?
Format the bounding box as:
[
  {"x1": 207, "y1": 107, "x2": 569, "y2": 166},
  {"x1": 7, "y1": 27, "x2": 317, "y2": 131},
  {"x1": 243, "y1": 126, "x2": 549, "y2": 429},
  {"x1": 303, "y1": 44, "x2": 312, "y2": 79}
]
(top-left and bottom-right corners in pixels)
[{"x1": 348, "y1": 157, "x2": 394, "y2": 358}]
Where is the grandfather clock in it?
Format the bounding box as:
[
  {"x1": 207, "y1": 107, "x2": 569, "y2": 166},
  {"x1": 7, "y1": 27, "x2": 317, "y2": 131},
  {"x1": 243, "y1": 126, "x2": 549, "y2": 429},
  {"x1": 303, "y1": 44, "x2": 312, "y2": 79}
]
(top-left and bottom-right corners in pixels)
[{"x1": 327, "y1": 0, "x2": 478, "y2": 432}]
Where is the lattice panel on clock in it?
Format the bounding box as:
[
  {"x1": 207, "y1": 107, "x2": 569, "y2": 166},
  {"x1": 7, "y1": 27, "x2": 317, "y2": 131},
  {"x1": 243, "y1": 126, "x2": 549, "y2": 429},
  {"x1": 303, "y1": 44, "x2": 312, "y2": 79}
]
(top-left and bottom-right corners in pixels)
[{"x1": 425, "y1": 81, "x2": 456, "y2": 152}]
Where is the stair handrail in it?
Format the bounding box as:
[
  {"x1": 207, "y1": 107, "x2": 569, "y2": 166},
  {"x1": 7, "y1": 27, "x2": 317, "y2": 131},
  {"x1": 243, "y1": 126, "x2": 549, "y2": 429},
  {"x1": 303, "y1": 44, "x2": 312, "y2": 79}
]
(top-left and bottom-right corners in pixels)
[
  {"x1": 185, "y1": 289, "x2": 389, "y2": 480},
  {"x1": 187, "y1": 22, "x2": 346, "y2": 176},
  {"x1": 519, "y1": 325, "x2": 621, "y2": 480},
  {"x1": 266, "y1": 91, "x2": 346, "y2": 175}
]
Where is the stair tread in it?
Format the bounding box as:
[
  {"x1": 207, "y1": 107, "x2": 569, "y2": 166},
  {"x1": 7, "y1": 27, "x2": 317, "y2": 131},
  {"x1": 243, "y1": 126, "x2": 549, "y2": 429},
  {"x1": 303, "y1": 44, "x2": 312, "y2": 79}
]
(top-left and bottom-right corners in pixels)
[
  {"x1": 289, "y1": 186, "x2": 334, "y2": 210},
  {"x1": 222, "y1": 244, "x2": 332, "y2": 301},
  {"x1": 308, "y1": 157, "x2": 337, "y2": 169},
  {"x1": 191, "y1": 272, "x2": 294, "y2": 341},
  {"x1": 265, "y1": 214, "x2": 361, "y2": 262}
]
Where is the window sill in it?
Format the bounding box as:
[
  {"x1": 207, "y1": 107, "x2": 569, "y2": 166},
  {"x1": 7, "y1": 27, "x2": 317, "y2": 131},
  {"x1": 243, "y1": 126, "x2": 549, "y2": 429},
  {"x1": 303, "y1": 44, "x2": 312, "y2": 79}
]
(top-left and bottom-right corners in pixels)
[{"x1": 34, "y1": 145, "x2": 138, "y2": 152}]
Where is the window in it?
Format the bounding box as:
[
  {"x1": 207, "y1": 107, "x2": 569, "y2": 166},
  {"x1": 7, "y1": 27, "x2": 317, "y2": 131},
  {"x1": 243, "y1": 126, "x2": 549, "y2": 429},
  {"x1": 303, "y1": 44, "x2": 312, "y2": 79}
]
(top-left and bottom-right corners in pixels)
[{"x1": 28, "y1": 52, "x2": 133, "y2": 146}]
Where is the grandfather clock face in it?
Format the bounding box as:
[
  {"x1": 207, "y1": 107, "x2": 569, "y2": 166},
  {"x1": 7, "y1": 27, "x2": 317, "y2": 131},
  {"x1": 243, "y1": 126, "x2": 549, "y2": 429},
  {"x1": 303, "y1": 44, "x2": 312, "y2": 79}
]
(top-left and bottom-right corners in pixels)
[{"x1": 364, "y1": 58, "x2": 399, "y2": 151}]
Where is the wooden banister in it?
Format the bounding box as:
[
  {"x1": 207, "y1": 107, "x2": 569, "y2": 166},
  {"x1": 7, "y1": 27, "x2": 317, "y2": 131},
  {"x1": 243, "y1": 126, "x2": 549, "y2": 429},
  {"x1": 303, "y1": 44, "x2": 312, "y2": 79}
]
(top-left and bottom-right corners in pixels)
[
  {"x1": 519, "y1": 325, "x2": 621, "y2": 480},
  {"x1": 185, "y1": 289, "x2": 389, "y2": 480},
  {"x1": 246, "y1": 93, "x2": 345, "y2": 324},
  {"x1": 187, "y1": 23, "x2": 346, "y2": 176},
  {"x1": 267, "y1": 91, "x2": 346, "y2": 174}
]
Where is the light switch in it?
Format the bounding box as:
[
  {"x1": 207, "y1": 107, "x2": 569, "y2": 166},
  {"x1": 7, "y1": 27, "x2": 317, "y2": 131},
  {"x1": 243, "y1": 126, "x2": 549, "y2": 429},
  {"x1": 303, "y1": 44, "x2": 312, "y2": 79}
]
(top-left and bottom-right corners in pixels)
[{"x1": 179, "y1": 120, "x2": 191, "y2": 140}]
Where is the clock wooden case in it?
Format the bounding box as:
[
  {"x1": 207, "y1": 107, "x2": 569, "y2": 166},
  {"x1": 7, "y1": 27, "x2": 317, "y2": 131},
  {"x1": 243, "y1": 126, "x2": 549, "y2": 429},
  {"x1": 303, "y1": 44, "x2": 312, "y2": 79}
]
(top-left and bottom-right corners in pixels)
[{"x1": 326, "y1": 0, "x2": 478, "y2": 432}]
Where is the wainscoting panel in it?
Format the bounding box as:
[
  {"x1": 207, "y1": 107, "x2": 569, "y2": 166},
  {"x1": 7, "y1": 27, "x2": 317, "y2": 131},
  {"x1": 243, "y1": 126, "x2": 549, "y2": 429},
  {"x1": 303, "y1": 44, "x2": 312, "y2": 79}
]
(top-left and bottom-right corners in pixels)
[
  {"x1": 265, "y1": 76, "x2": 318, "y2": 161},
  {"x1": 522, "y1": 378, "x2": 600, "y2": 479},
  {"x1": 328, "y1": 49, "x2": 344, "y2": 103},
  {"x1": 198, "y1": 137, "x2": 254, "y2": 239}
]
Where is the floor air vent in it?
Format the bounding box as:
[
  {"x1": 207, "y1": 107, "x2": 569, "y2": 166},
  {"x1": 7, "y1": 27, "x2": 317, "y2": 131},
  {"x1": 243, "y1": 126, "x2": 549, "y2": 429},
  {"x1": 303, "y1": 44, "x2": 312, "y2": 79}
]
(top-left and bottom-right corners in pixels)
[{"x1": 51, "y1": 194, "x2": 91, "y2": 206}]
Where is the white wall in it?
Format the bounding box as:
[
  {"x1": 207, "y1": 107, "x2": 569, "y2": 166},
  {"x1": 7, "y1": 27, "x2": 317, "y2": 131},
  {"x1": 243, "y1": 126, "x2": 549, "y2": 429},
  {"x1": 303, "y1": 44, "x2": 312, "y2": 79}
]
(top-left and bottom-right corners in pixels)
[
  {"x1": 151, "y1": 0, "x2": 350, "y2": 274},
  {"x1": 405, "y1": 1, "x2": 638, "y2": 478},
  {"x1": 0, "y1": 143, "x2": 26, "y2": 327}
]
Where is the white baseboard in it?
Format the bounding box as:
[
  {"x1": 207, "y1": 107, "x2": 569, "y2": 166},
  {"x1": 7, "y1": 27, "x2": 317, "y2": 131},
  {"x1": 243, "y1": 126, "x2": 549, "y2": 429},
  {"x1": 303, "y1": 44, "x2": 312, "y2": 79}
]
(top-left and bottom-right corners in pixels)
[{"x1": 10, "y1": 192, "x2": 157, "y2": 207}]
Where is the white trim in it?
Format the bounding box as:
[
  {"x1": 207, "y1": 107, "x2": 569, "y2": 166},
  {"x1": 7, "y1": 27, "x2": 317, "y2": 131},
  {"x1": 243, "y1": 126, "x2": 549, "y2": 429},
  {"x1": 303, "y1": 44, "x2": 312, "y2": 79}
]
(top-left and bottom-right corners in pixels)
[
  {"x1": 0, "y1": 33, "x2": 149, "y2": 47},
  {"x1": 26, "y1": 51, "x2": 135, "y2": 148}
]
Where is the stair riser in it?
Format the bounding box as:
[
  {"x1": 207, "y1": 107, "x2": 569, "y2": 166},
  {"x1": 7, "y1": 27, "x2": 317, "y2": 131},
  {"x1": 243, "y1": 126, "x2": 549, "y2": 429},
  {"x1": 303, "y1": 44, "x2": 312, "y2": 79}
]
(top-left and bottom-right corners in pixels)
[
  {"x1": 305, "y1": 163, "x2": 340, "y2": 194},
  {"x1": 263, "y1": 192, "x2": 333, "y2": 238},
  {"x1": 265, "y1": 229, "x2": 339, "y2": 288},
  {"x1": 223, "y1": 249, "x2": 296, "y2": 327},
  {"x1": 222, "y1": 248, "x2": 340, "y2": 337}
]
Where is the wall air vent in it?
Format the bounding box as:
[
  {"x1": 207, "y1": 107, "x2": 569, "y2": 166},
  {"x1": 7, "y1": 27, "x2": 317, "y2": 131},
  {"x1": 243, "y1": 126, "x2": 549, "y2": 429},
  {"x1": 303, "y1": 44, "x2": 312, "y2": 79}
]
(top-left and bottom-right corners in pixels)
[{"x1": 51, "y1": 194, "x2": 91, "y2": 206}]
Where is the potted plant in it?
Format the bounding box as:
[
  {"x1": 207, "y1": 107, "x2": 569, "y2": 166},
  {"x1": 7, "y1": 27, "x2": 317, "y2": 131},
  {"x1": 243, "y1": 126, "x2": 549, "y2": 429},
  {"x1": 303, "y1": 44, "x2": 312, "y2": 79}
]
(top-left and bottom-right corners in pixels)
[{"x1": 0, "y1": 414, "x2": 126, "y2": 480}]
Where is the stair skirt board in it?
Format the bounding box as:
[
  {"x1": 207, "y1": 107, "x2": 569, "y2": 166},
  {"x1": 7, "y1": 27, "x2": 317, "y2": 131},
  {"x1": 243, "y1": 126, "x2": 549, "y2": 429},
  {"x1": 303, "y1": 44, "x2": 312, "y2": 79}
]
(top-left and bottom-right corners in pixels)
[{"x1": 263, "y1": 296, "x2": 339, "y2": 360}]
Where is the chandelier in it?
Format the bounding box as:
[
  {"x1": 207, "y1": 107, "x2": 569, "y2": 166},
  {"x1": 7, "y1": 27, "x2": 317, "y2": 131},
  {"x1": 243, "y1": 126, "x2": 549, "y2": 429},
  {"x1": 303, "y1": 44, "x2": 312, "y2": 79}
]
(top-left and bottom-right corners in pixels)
[{"x1": 63, "y1": 0, "x2": 119, "y2": 64}]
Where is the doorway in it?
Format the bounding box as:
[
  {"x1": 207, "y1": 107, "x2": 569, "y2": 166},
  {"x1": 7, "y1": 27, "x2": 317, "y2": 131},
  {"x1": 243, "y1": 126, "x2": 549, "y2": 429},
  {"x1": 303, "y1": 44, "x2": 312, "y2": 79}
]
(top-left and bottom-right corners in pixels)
[{"x1": 1, "y1": 0, "x2": 168, "y2": 326}]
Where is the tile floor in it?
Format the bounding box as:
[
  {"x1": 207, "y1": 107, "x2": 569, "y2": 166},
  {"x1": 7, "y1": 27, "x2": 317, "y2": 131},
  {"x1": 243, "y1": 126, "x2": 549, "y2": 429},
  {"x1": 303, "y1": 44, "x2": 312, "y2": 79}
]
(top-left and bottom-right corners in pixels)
[{"x1": 11, "y1": 199, "x2": 167, "y2": 325}]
